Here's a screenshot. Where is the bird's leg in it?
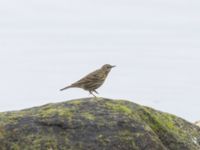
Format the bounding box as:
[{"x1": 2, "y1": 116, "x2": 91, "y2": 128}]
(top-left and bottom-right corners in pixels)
[
  {"x1": 93, "y1": 90, "x2": 99, "y2": 94},
  {"x1": 89, "y1": 91, "x2": 96, "y2": 97}
]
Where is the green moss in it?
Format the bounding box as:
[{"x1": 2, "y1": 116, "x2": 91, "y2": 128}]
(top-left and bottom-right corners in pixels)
[
  {"x1": 117, "y1": 130, "x2": 139, "y2": 149},
  {"x1": 141, "y1": 108, "x2": 167, "y2": 129},
  {"x1": 81, "y1": 112, "x2": 95, "y2": 121},
  {"x1": 97, "y1": 134, "x2": 110, "y2": 145},
  {"x1": 68, "y1": 100, "x2": 83, "y2": 105},
  {"x1": 38, "y1": 107, "x2": 74, "y2": 119},
  {"x1": 105, "y1": 101, "x2": 132, "y2": 115},
  {"x1": 0, "y1": 111, "x2": 27, "y2": 125},
  {"x1": 138, "y1": 107, "x2": 190, "y2": 142},
  {"x1": 118, "y1": 130, "x2": 133, "y2": 138},
  {"x1": 10, "y1": 144, "x2": 20, "y2": 150},
  {"x1": 31, "y1": 135, "x2": 58, "y2": 150},
  {"x1": 0, "y1": 125, "x2": 4, "y2": 139}
]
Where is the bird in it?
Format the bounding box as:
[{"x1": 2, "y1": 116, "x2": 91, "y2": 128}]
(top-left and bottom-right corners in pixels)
[{"x1": 60, "y1": 64, "x2": 116, "y2": 97}]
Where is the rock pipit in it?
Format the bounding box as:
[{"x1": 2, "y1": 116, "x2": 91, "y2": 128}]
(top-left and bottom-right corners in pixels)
[{"x1": 60, "y1": 64, "x2": 115, "y2": 97}]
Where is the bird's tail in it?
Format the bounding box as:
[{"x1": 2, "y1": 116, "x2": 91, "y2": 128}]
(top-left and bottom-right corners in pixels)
[{"x1": 60, "y1": 85, "x2": 72, "y2": 91}]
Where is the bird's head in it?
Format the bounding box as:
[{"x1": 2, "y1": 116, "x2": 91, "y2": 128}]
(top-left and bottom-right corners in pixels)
[{"x1": 101, "y1": 64, "x2": 116, "y2": 72}]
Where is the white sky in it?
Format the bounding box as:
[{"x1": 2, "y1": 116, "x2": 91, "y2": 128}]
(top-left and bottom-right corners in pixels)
[{"x1": 0, "y1": 0, "x2": 200, "y2": 122}]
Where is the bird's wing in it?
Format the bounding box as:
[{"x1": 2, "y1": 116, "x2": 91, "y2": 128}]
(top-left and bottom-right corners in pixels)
[{"x1": 71, "y1": 69, "x2": 102, "y2": 87}]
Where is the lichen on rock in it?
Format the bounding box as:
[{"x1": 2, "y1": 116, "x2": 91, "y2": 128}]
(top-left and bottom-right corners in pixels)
[{"x1": 0, "y1": 98, "x2": 200, "y2": 150}]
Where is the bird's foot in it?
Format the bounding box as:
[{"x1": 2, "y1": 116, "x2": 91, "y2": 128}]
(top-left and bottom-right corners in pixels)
[
  {"x1": 93, "y1": 90, "x2": 99, "y2": 94},
  {"x1": 89, "y1": 91, "x2": 97, "y2": 98}
]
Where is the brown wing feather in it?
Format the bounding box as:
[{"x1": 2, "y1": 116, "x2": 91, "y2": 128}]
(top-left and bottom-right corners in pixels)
[{"x1": 70, "y1": 69, "x2": 105, "y2": 90}]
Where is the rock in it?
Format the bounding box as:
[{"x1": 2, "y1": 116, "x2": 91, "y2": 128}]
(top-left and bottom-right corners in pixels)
[
  {"x1": 195, "y1": 121, "x2": 200, "y2": 127},
  {"x1": 0, "y1": 97, "x2": 200, "y2": 150}
]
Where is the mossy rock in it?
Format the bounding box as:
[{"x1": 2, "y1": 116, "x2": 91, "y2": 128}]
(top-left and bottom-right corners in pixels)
[{"x1": 0, "y1": 98, "x2": 200, "y2": 150}]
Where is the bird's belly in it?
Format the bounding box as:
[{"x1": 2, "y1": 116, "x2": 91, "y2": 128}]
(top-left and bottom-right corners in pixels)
[{"x1": 83, "y1": 80, "x2": 104, "y2": 90}]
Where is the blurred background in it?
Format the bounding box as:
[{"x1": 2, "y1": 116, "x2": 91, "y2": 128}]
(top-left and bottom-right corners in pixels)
[{"x1": 0, "y1": 0, "x2": 200, "y2": 122}]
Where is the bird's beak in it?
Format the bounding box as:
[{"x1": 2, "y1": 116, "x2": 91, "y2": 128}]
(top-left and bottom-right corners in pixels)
[{"x1": 111, "y1": 65, "x2": 116, "y2": 68}]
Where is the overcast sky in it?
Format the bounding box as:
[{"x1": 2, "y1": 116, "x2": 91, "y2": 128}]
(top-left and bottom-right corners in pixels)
[{"x1": 0, "y1": 0, "x2": 200, "y2": 122}]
